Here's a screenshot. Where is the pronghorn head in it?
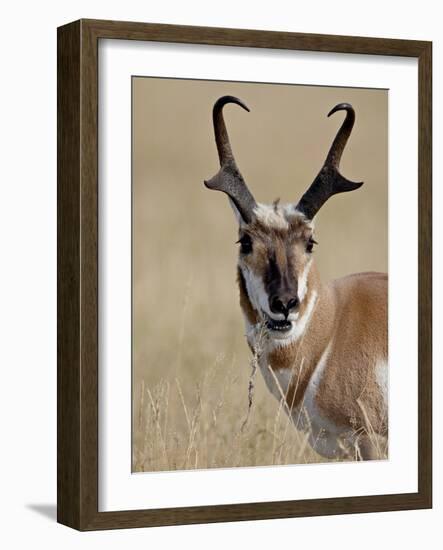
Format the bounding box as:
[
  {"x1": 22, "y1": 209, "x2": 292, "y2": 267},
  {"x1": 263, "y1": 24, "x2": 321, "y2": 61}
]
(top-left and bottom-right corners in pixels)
[{"x1": 204, "y1": 96, "x2": 363, "y2": 341}]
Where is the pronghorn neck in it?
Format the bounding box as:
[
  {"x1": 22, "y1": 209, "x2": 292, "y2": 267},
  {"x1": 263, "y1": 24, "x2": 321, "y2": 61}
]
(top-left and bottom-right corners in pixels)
[{"x1": 237, "y1": 260, "x2": 337, "y2": 410}]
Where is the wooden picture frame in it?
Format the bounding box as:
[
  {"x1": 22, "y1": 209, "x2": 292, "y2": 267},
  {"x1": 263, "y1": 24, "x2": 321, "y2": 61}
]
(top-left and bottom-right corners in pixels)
[{"x1": 57, "y1": 18, "x2": 432, "y2": 530}]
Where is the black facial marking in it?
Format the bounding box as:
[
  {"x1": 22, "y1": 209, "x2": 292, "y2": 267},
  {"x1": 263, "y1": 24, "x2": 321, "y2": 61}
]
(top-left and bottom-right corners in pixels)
[
  {"x1": 264, "y1": 249, "x2": 298, "y2": 316},
  {"x1": 265, "y1": 254, "x2": 282, "y2": 291}
]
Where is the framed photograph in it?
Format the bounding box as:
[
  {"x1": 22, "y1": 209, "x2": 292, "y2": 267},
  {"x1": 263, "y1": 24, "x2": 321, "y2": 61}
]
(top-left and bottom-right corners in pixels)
[{"x1": 57, "y1": 19, "x2": 432, "y2": 530}]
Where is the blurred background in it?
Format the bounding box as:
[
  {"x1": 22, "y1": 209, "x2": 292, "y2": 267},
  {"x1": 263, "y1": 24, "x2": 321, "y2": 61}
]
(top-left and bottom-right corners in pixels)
[{"x1": 132, "y1": 77, "x2": 388, "y2": 472}]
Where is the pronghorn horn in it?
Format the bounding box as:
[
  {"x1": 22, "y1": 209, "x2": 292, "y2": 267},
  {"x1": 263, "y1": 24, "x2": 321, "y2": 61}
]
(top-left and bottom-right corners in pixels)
[
  {"x1": 296, "y1": 103, "x2": 364, "y2": 220},
  {"x1": 204, "y1": 96, "x2": 257, "y2": 224}
]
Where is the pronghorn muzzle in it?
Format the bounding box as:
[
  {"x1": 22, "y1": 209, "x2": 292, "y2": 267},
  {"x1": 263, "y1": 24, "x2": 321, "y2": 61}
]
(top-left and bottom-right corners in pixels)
[{"x1": 269, "y1": 294, "x2": 300, "y2": 318}]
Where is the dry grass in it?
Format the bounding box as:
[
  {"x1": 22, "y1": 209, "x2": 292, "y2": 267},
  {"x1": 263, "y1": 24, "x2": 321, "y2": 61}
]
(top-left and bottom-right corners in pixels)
[
  {"x1": 133, "y1": 349, "x2": 325, "y2": 473},
  {"x1": 133, "y1": 335, "x2": 388, "y2": 472}
]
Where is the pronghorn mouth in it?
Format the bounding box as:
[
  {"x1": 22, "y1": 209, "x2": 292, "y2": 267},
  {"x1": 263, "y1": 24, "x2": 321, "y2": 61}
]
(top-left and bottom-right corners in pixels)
[{"x1": 262, "y1": 312, "x2": 293, "y2": 333}]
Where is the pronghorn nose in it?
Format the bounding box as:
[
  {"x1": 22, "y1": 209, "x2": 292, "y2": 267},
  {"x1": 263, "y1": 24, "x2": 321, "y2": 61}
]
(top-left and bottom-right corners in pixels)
[{"x1": 270, "y1": 295, "x2": 299, "y2": 317}]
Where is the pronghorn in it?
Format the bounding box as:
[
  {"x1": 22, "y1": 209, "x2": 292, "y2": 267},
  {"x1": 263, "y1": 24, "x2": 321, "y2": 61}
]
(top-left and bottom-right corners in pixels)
[{"x1": 204, "y1": 96, "x2": 388, "y2": 461}]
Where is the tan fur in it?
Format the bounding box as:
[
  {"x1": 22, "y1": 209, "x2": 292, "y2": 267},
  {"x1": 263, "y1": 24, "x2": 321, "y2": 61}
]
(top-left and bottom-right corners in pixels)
[{"x1": 237, "y1": 209, "x2": 388, "y2": 460}]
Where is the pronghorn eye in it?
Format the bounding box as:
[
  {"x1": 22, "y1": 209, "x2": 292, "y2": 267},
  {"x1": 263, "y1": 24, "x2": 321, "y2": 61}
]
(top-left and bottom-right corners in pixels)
[
  {"x1": 237, "y1": 235, "x2": 253, "y2": 254},
  {"x1": 306, "y1": 237, "x2": 317, "y2": 254}
]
